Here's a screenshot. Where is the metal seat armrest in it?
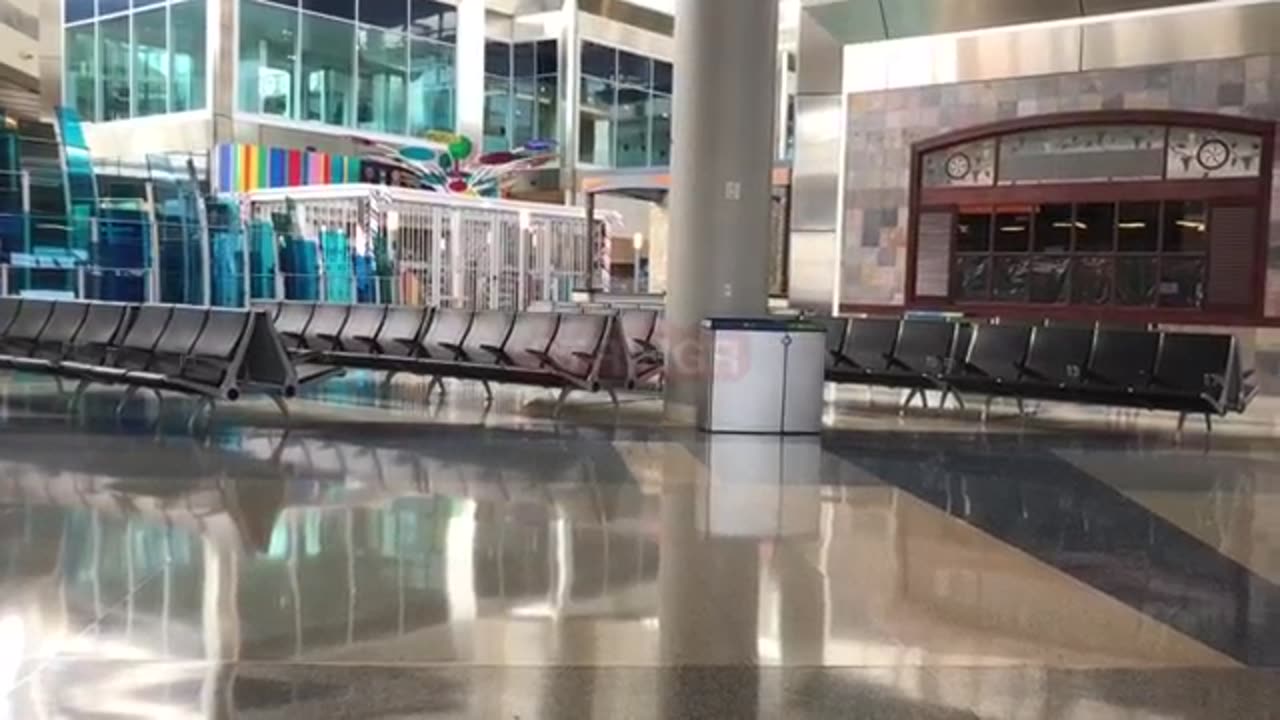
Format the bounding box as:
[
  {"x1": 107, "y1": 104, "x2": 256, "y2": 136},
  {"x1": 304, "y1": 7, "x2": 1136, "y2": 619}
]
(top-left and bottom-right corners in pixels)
[{"x1": 479, "y1": 343, "x2": 513, "y2": 365}]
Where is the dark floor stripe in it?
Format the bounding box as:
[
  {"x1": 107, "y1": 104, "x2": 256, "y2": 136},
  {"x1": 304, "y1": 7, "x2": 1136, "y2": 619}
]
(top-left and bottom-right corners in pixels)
[{"x1": 823, "y1": 432, "x2": 1280, "y2": 667}]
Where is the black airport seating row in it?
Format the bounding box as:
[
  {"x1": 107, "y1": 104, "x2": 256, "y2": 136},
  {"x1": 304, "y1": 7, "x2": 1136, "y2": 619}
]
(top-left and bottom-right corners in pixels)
[
  {"x1": 821, "y1": 316, "x2": 1258, "y2": 430},
  {"x1": 252, "y1": 301, "x2": 657, "y2": 411},
  {"x1": 0, "y1": 296, "x2": 329, "y2": 428}
]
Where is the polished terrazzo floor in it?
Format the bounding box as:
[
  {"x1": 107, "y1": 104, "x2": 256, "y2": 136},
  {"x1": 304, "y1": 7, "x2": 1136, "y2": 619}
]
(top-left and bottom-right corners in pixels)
[{"x1": 0, "y1": 373, "x2": 1277, "y2": 718}]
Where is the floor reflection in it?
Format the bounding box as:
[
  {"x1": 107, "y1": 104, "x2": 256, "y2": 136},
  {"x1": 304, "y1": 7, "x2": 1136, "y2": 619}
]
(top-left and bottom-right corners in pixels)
[{"x1": 0, "y1": 412, "x2": 1278, "y2": 717}]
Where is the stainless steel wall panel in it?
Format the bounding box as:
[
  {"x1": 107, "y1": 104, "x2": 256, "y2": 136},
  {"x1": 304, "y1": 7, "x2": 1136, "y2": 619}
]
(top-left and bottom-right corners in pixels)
[
  {"x1": 577, "y1": 11, "x2": 674, "y2": 59},
  {"x1": 788, "y1": 230, "x2": 840, "y2": 311},
  {"x1": 844, "y1": 24, "x2": 1080, "y2": 93},
  {"x1": 1083, "y1": 2, "x2": 1280, "y2": 70},
  {"x1": 1081, "y1": 0, "x2": 1208, "y2": 15},
  {"x1": 881, "y1": 0, "x2": 1078, "y2": 38},
  {"x1": 797, "y1": 7, "x2": 846, "y2": 94},
  {"x1": 791, "y1": 94, "x2": 844, "y2": 231}
]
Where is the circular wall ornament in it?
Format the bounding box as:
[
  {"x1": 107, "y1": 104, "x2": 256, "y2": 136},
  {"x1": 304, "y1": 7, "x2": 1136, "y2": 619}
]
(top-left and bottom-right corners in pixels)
[
  {"x1": 945, "y1": 152, "x2": 972, "y2": 180},
  {"x1": 1196, "y1": 139, "x2": 1231, "y2": 171}
]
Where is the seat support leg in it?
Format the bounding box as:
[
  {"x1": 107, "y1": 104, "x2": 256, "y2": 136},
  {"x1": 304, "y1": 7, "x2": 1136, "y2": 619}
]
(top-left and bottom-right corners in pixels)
[
  {"x1": 554, "y1": 387, "x2": 573, "y2": 418},
  {"x1": 1177, "y1": 412, "x2": 1188, "y2": 434},
  {"x1": 424, "y1": 376, "x2": 441, "y2": 399},
  {"x1": 270, "y1": 395, "x2": 291, "y2": 425},
  {"x1": 481, "y1": 381, "x2": 494, "y2": 404},
  {"x1": 67, "y1": 379, "x2": 91, "y2": 413},
  {"x1": 900, "y1": 389, "x2": 918, "y2": 414},
  {"x1": 187, "y1": 397, "x2": 214, "y2": 434},
  {"x1": 982, "y1": 396, "x2": 993, "y2": 424},
  {"x1": 1204, "y1": 413, "x2": 1213, "y2": 434},
  {"x1": 606, "y1": 387, "x2": 620, "y2": 409},
  {"x1": 115, "y1": 386, "x2": 141, "y2": 419}
]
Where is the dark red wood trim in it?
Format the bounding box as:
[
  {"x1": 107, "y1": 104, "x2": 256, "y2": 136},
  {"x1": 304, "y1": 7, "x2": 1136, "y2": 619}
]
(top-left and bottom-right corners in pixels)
[
  {"x1": 902, "y1": 110, "x2": 1278, "y2": 328},
  {"x1": 1261, "y1": 126, "x2": 1277, "y2": 321},
  {"x1": 920, "y1": 180, "x2": 1260, "y2": 208},
  {"x1": 912, "y1": 110, "x2": 1276, "y2": 158}
]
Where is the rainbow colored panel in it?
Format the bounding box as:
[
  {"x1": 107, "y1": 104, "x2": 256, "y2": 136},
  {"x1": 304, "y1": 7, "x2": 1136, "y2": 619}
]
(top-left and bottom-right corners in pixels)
[{"x1": 214, "y1": 143, "x2": 362, "y2": 193}]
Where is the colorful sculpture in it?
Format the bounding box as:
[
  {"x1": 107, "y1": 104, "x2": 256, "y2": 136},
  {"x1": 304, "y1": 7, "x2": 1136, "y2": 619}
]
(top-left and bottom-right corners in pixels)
[{"x1": 355, "y1": 132, "x2": 557, "y2": 198}]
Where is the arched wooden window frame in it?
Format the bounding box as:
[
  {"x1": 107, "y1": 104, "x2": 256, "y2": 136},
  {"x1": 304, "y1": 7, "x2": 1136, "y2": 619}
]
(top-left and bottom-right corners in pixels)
[{"x1": 905, "y1": 110, "x2": 1276, "y2": 326}]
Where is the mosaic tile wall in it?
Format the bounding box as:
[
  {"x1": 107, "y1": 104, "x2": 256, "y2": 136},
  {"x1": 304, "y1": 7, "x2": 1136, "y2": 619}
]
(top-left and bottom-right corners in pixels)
[{"x1": 842, "y1": 53, "x2": 1280, "y2": 311}]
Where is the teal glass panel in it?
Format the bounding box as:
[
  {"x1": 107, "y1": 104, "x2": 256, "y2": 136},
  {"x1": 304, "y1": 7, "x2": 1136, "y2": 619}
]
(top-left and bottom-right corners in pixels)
[
  {"x1": 99, "y1": 15, "x2": 130, "y2": 120},
  {"x1": 511, "y1": 77, "x2": 535, "y2": 148},
  {"x1": 65, "y1": 24, "x2": 97, "y2": 121},
  {"x1": 579, "y1": 76, "x2": 613, "y2": 165},
  {"x1": 483, "y1": 75, "x2": 510, "y2": 151},
  {"x1": 171, "y1": 0, "x2": 206, "y2": 112},
  {"x1": 651, "y1": 93, "x2": 671, "y2": 166},
  {"x1": 357, "y1": 26, "x2": 407, "y2": 134},
  {"x1": 300, "y1": 12, "x2": 354, "y2": 126},
  {"x1": 535, "y1": 75, "x2": 557, "y2": 142},
  {"x1": 132, "y1": 7, "x2": 168, "y2": 116},
  {"x1": 614, "y1": 86, "x2": 648, "y2": 168},
  {"x1": 238, "y1": 0, "x2": 297, "y2": 117},
  {"x1": 408, "y1": 38, "x2": 454, "y2": 134}
]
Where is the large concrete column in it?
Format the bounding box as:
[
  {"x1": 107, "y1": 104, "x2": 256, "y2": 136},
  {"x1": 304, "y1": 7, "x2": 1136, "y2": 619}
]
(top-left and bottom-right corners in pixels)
[{"x1": 665, "y1": 0, "x2": 780, "y2": 417}]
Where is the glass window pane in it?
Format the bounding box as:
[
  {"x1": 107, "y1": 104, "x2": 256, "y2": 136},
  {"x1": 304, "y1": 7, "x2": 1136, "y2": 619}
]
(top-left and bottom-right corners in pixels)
[
  {"x1": 133, "y1": 7, "x2": 168, "y2": 117},
  {"x1": 1029, "y1": 256, "x2": 1070, "y2": 304},
  {"x1": 617, "y1": 50, "x2": 650, "y2": 87},
  {"x1": 993, "y1": 211, "x2": 1031, "y2": 252},
  {"x1": 1034, "y1": 204, "x2": 1072, "y2": 252},
  {"x1": 100, "y1": 0, "x2": 129, "y2": 14},
  {"x1": 170, "y1": 0, "x2": 206, "y2": 112},
  {"x1": 1117, "y1": 257, "x2": 1158, "y2": 306},
  {"x1": 409, "y1": 38, "x2": 453, "y2": 135},
  {"x1": 1159, "y1": 257, "x2": 1205, "y2": 308},
  {"x1": 484, "y1": 76, "x2": 510, "y2": 151},
  {"x1": 357, "y1": 27, "x2": 406, "y2": 134},
  {"x1": 535, "y1": 76, "x2": 558, "y2": 142},
  {"x1": 409, "y1": 0, "x2": 455, "y2": 42},
  {"x1": 579, "y1": 77, "x2": 614, "y2": 165},
  {"x1": 952, "y1": 256, "x2": 990, "y2": 301},
  {"x1": 513, "y1": 42, "x2": 535, "y2": 77},
  {"x1": 65, "y1": 25, "x2": 97, "y2": 120},
  {"x1": 360, "y1": 0, "x2": 406, "y2": 28},
  {"x1": 303, "y1": 0, "x2": 353, "y2": 20},
  {"x1": 485, "y1": 41, "x2": 509, "y2": 78},
  {"x1": 536, "y1": 39, "x2": 558, "y2": 76},
  {"x1": 511, "y1": 77, "x2": 535, "y2": 148},
  {"x1": 651, "y1": 93, "x2": 671, "y2": 166},
  {"x1": 580, "y1": 41, "x2": 615, "y2": 81},
  {"x1": 99, "y1": 15, "x2": 130, "y2": 120},
  {"x1": 1071, "y1": 257, "x2": 1113, "y2": 305},
  {"x1": 65, "y1": 0, "x2": 95, "y2": 23},
  {"x1": 993, "y1": 255, "x2": 1029, "y2": 302},
  {"x1": 1117, "y1": 201, "x2": 1159, "y2": 252},
  {"x1": 134, "y1": 0, "x2": 164, "y2": 7},
  {"x1": 300, "y1": 13, "x2": 354, "y2": 126},
  {"x1": 615, "y1": 87, "x2": 649, "y2": 168},
  {"x1": 1074, "y1": 203, "x2": 1116, "y2": 251},
  {"x1": 238, "y1": 1, "x2": 297, "y2": 117},
  {"x1": 653, "y1": 60, "x2": 673, "y2": 94},
  {"x1": 955, "y1": 212, "x2": 992, "y2": 252},
  {"x1": 1163, "y1": 200, "x2": 1208, "y2": 252}
]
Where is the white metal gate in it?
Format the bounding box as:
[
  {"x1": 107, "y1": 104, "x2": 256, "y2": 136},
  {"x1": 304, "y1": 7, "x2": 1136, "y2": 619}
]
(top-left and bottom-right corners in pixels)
[{"x1": 240, "y1": 184, "x2": 611, "y2": 310}]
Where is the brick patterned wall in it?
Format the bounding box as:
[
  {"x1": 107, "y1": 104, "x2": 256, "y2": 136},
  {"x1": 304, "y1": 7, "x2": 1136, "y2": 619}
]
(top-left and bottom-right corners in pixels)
[{"x1": 842, "y1": 54, "x2": 1280, "y2": 312}]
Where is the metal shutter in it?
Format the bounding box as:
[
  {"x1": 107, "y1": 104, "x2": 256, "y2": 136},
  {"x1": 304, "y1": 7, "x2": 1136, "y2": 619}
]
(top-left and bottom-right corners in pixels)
[
  {"x1": 1207, "y1": 204, "x2": 1257, "y2": 308},
  {"x1": 914, "y1": 210, "x2": 953, "y2": 298}
]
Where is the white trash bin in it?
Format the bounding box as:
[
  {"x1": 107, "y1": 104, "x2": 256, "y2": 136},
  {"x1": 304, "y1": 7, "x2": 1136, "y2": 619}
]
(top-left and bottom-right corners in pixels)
[{"x1": 697, "y1": 317, "x2": 826, "y2": 435}]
